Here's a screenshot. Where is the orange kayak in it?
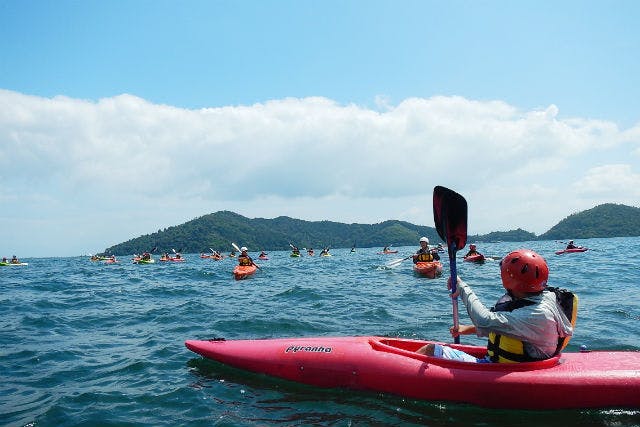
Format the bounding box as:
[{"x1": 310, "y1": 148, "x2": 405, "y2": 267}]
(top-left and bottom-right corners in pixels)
[
  {"x1": 413, "y1": 261, "x2": 443, "y2": 278},
  {"x1": 233, "y1": 264, "x2": 257, "y2": 280}
]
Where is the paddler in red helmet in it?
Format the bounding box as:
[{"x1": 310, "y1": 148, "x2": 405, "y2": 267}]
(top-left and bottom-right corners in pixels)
[{"x1": 417, "y1": 249, "x2": 575, "y2": 363}]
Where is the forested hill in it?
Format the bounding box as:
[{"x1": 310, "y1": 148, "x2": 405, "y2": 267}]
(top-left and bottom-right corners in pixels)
[
  {"x1": 103, "y1": 204, "x2": 640, "y2": 255},
  {"x1": 104, "y1": 211, "x2": 442, "y2": 255},
  {"x1": 538, "y1": 203, "x2": 640, "y2": 240}
]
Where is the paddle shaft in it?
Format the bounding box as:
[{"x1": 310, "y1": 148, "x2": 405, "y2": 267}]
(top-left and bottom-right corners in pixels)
[{"x1": 447, "y1": 242, "x2": 460, "y2": 344}]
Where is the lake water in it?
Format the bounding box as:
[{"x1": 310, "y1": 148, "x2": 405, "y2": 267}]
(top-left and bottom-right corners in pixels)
[{"x1": 2, "y1": 237, "x2": 639, "y2": 426}]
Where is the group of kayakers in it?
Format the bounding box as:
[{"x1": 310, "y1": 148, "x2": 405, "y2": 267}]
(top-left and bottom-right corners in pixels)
[
  {"x1": 1, "y1": 255, "x2": 21, "y2": 264},
  {"x1": 235, "y1": 237, "x2": 580, "y2": 366},
  {"x1": 289, "y1": 245, "x2": 331, "y2": 257}
]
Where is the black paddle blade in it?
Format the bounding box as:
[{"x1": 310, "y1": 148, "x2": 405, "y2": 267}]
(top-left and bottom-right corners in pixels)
[{"x1": 433, "y1": 186, "x2": 468, "y2": 251}]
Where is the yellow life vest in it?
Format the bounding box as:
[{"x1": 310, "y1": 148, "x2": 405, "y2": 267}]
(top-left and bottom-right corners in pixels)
[
  {"x1": 238, "y1": 256, "x2": 252, "y2": 266},
  {"x1": 486, "y1": 287, "x2": 578, "y2": 363},
  {"x1": 416, "y1": 251, "x2": 434, "y2": 262}
]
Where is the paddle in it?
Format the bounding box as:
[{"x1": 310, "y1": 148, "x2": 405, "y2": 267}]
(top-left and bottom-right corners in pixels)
[
  {"x1": 433, "y1": 186, "x2": 468, "y2": 344},
  {"x1": 232, "y1": 242, "x2": 261, "y2": 270},
  {"x1": 386, "y1": 255, "x2": 412, "y2": 267}
]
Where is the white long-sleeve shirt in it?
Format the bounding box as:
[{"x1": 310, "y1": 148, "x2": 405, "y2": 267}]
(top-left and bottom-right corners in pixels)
[{"x1": 457, "y1": 279, "x2": 574, "y2": 359}]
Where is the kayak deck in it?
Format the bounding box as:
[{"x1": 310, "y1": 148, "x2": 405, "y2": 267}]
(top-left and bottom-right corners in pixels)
[
  {"x1": 185, "y1": 335, "x2": 640, "y2": 409},
  {"x1": 233, "y1": 264, "x2": 257, "y2": 280},
  {"x1": 413, "y1": 261, "x2": 443, "y2": 278}
]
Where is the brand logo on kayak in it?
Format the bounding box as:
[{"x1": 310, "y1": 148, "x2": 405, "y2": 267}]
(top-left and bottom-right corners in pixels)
[{"x1": 285, "y1": 345, "x2": 332, "y2": 353}]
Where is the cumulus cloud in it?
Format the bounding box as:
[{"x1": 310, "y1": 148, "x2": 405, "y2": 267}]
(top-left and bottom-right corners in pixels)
[{"x1": 0, "y1": 88, "x2": 638, "y2": 255}]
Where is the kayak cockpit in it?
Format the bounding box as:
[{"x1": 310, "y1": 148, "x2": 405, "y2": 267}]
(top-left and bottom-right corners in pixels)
[{"x1": 369, "y1": 337, "x2": 561, "y2": 371}]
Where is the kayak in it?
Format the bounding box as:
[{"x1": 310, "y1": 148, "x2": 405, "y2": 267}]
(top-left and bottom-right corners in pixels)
[
  {"x1": 377, "y1": 250, "x2": 398, "y2": 254},
  {"x1": 463, "y1": 253, "x2": 485, "y2": 263},
  {"x1": 555, "y1": 247, "x2": 588, "y2": 255},
  {"x1": 258, "y1": 255, "x2": 269, "y2": 260},
  {"x1": 233, "y1": 264, "x2": 257, "y2": 280},
  {"x1": 290, "y1": 253, "x2": 301, "y2": 257},
  {"x1": 0, "y1": 262, "x2": 28, "y2": 266},
  {"x1": 413, "y1": 261, "x2": 443, "y2": 278},
  {"x1": 160, "y1": 257, "x2": 185, "y2": 262},
  {"x1": 133, "y1": 258, "x2": 155, "y2": 264},
  {"x1": 185, "y1": 335, "x2": 640, "y2": 410}
]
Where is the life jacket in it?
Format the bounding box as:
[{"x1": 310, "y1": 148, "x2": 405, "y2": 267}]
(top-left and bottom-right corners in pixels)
[
  {"x1": 415, "y1": 250, "x2": 435, "y2": 262},
  {"x1": 238, "y1": 256, "x2": 252, "y2": 266},
  {"x1": 486, "y1": 287, "x2": 578, "y2": 363}
]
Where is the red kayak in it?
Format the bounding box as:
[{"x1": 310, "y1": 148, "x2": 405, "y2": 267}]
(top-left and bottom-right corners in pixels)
[
  {"x1": 185, "y1": 335, "x2": 640, "y2": 410},
  {"x1": 413, "y1": 261, "x2": 443, "y2": 278},
  {"x1": 555, "y1": 247, "x2": 588, "y2": 255},
  {"x1": 233, "y1": 264, "x2": 258, "y2": 280},
  {"x1": 463, "y1": 253, "x2": 485, "y2": 263}
]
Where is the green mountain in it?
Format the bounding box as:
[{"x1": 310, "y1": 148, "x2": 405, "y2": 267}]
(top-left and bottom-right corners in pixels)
[
  {"x1": 104, "y1": 211, "x2": 443, "y2": 255},
  {"x1": 538, "y1": 203, "x2": 640, "y2": 240},
  {"x1": 470, "y1": 228, "x2": 537, "y2": 243},
  {"x1": 103, "y1": 204, "x2": 640, "y2": 255}
]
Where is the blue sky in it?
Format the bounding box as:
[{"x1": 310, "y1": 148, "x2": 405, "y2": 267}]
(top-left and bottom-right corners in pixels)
[{"x1": 1, "y1": 1, "x2": 639, "y2": 257}]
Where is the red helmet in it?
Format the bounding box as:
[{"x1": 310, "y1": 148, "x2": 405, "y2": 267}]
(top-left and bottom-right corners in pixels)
[{"x1": 500, "y1": 249, "x2": 548, "y2": 293}]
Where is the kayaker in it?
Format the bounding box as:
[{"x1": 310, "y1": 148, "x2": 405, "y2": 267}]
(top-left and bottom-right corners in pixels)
[
  {"x1": 320, "y1": 247, "x2": 330, "y2": 256},
  {"x1": 566, "y1": 240, "x2": 577, "y2": 249},
  {"x1": 291, "y1": 246, "x2": 301, "y2": 256},
  {"x1": 307, "y1": 248, "x2": 314, "y2": 256},
  {"x1": 417, "y1": 249, "x2": 574, "y2": 363},
  {"x1": 412, "y1": 237, "x2": 440, "y2": 263},
  {"x1": 464, "y1": 244, "x2": 482, "y2": 258},
  {"x1": 237, "y1": 247, "x2": 254, "y2": 266},
  {"x1": 11, "y1": 255, "x2": 20, "y2": 264},
  {"x1": 2, "y1": 257, "x2": 7, "y2": 263}
]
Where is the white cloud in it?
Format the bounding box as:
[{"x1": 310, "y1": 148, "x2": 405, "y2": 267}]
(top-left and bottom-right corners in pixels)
[
  {"x1": 0, "y1": 89, "x2": 638, "y2": 256},
  {"x1": 574, "y1": 164, "x2": 640, "y2": 199}
]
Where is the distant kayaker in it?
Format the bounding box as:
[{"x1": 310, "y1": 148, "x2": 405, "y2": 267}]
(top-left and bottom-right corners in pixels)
[
  {"x1": 238, "y1": 247, "x2": 254, "y2": 266},
  {"x1": 464, "y1": 244, "x2": 482, "y2": 258},
  {"x1": 11, "y1": 255, "x2": 20, "y2": 264},
  {"x1": 291, "y1": 246, "x2": 301, "y2": 256},
  {"x1": 412, "y1": 237, "x2": 440, "y2": 263},
  {"x1": 2, "y1": 257, "x2": 7, "y2": 263},
  {"x1": 320, "y1": 247, "x2": 330, "y2": 256},
  {"x1": 417, "y1": 249, "x2": 574, "y2": 363},
  {"x1": 307, "y1": 248, "x2": 314, "y2": 256},
  {"x1": 566, "y1": 240, "x2": 578, "y2": 249}
]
